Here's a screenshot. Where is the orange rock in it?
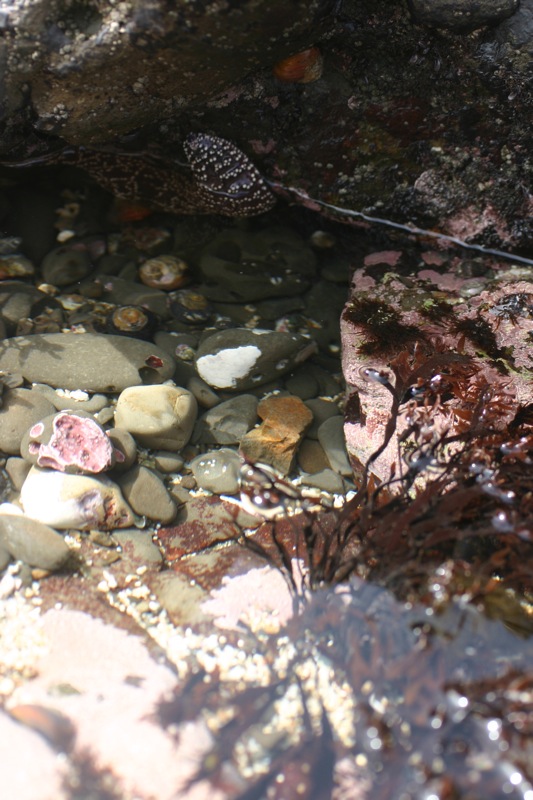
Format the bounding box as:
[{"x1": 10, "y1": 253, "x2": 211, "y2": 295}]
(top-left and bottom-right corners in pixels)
[{"x1": 239, "y1": 395, "x2": 313, "y2": 474}]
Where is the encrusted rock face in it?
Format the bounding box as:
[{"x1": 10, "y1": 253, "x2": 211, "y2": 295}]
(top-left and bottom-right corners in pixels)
[
  {"x1": 0, "y1": 0, "x2": 531, "y2": 249},
  {"x1": 408, "y1": 0, "x2": 519, "y2": 31},
  {"x1": 0, "y1": 0, "x2": 323, "y2": 144}
]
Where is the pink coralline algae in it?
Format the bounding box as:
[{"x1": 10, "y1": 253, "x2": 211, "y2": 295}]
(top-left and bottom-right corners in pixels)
[{"x1": 29, "y1": 413, "x2": 115, "y2": 474}]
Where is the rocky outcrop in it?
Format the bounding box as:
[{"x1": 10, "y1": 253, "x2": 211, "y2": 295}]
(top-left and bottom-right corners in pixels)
[{"x1": 0, "y1": 0, "x2": 532, "y2": 245}]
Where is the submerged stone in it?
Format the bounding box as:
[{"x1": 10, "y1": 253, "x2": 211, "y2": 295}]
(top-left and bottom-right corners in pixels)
[
  {"x1": 21, "y1": 411, "x2": 115, "y2": 474},
  {"x1": 0, "y1": 333, "x2": 174, "y2": 392},
  {"x1": 20, "y1": 467, "x2": 135, "y2": 530}
]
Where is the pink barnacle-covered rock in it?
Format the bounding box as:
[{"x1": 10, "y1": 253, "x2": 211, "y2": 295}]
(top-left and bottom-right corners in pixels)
[{"x1": 24, "y1": 412, "x2": 115, "y2": 474}]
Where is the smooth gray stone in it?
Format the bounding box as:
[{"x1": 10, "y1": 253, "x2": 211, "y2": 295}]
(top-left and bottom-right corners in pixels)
[
  {"x1": 98, "y1": 275, "x2": 171, "y2": 318},
  {"x1": 0, "y1": 333, "x2": 174, "y2": 392},
  {"x1": 41, "y1": 244, "x2": 93, "y2": 286},
  {"x1": 32, "y1": 383, "x2": 109, "y2": 413},
  {"x1": 190, "y1": 448, "x2": 242, "y2": 494},
  {"x1": 5, "y1": 457, "x2": 31, "y2": 491},
  {"x1": 304, "y1": 398, "x2": 341, "y2": 439},
  {"x1": 317, "y1": 415, "x2": 353, "y2": 477},
  {"x1": 152, "y1": 451, "x2": 184, "y2": 473},
  {"x1": 198, "y1": 227, "x2": 316, "y2": 303},
  {"x1": 186, "y1": 376, "x2": 220, "y2": 409},
  {"x1": 195, "y1": 394, "x2": 258, "y2": 444},
  {"x1": 300, "y1": 469, "x2": 350, "y2": 494},
  {"x1": 0, "y1": 387, "x2": 55, "y2": 455},
  {"x1": 116, "y1": 465, "x2": 177, "y2": 524},
  {"x1": 106, "y1": 428, "x2": 138, "y2": 473},
  {"x1": 0, "y1": 546, "x2": 10, "y2": 571},
  {"x1": 0, "y1": 514, "x2": 71, "y2": 570},
  {"x1": 285, "y1": 371, "x2": 319, "y2": 400}
]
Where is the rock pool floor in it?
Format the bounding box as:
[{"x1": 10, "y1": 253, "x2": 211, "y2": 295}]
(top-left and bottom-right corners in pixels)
[{"x1": 0, "y1": 171, "x2": 533, "y2": 799}]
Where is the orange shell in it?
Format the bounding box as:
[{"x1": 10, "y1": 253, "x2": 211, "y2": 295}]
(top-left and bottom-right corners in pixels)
[
  {"x1": 273, "y1": 47, "x2": 323, "y2": 84},
  {"x1": 113, "y1": 199, "x2": 153, "y2": 223}
]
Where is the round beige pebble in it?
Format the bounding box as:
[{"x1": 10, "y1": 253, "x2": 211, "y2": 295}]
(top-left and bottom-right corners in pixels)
[{"x1": 114, "y1": 384, "x2": 197, "y2": 451}]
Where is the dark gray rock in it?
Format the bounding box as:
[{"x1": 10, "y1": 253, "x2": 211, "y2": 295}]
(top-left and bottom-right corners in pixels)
[
  {"x1": 0, "y1": 333, "x2": 175, "y2": 392},
  {"x1": 97, "y1": 275, "x2": 171, "y2": 319},
  {"x1": 41, "y1": 244, "x2": 93, "y2": 287},
  {"x1": 195, "y1": 328, "x2": 317, "y2": 391},
  {"x1": 195, "y1": 395, "x2": 258, "y2": 445},
  {"x1": 198, "y1": 227, "x2": 317, "y2": 303},
  {"x1": 304, "y1": 398, "x2": 341, "y2": 439},
  {"x1": 116, "y1": 465, "x2": 177, "y2": 524},
  {"x1": 0, "y1": 0, "x2": 322, "y2": 144},
  {"x1": 408, "y1": 0, "x2": 518, "y2": 30}
]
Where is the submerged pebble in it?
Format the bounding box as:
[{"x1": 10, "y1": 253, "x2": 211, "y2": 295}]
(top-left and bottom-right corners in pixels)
[
  {"x1": 21, "y1": 411, "x2": 115, "y2": 474},
  {"x1": 0, "y1": 513, "x2": 71, "y2": 571},
  {"x1": 41, "y1": 244, "x2": 92, "y2": 286},
  {"x1": 0, "y1": 388, "x2": 56, "y2": 456},
  {"x1": 195, "y1": 328, "x2": 316, "y2": 391},
  {"x1": 195, "y1": 394, "x2": 258, "y2": 445},
  {"x1": 317, "y1": 416, "x2": 353, "y2": 476},
  {"x1": 116, "y1": 465, "x2": 176, "y2": 524},
  {"x1": 0, "y1": 333, "x2": 174, "y2": 392},
  {"x1": 114, "y1": 384, "x2": 197, "y2": 450},
  {"x1": 190, "y1": 448, "x2": 242, "y2": 494},
  {"x1": 20, "y1": 466, "x2": 135, "y2": 530}
]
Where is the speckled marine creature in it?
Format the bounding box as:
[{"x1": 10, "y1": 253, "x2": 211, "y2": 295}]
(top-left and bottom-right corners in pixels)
[{"x1": 0, "y1": 133, "x2": 276, "y2": 217}]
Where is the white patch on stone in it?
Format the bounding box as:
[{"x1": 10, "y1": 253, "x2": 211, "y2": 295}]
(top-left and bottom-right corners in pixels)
[
  {"x1": 20, "y1": 467, "x2": 134, "y2": 530},
  {"x1": 196, "y1": 345, "x2": 261, "y2": 389}
]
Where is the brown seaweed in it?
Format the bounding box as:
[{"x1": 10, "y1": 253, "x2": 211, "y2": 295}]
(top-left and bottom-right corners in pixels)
[{"x1": 162, "y1": 338, "x2": 533, "y2": 799}]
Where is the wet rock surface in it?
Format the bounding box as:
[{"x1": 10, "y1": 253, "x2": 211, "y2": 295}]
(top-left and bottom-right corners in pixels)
[
  {"x1": 0, "y1": 4, "x2": 531, "y2": 798},
  {"x1": 195, "y1": 328, "x2": 316, "y2": 391},
  {"x1": 0, "y1": 514, "x2": 71, "y2": 571},
  {"x1": 408, "y1": 0, "x2": 519, "y2": 30},
  {"x1": 0, "y1": 333, "x2": 174, "y2": 391},
  {"x1": 1, "y1": 1, "x2": 531, "y2": 252}
]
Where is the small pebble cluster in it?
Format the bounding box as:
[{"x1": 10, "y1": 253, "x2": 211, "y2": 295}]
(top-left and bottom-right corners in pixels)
[{"x1": 0, "y1": 181, "x2": 353, "y2": 591}]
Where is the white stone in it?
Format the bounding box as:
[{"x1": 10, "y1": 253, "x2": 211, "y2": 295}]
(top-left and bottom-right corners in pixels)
[
  {"x1": 196, "y1": 345, "x2": 261, "y2": 389},
  {"x1": 20, "y1": 467, "x2": 135, "y2": 530},
  {"x1": 114, "y1": 384, "x2": 197, "y2": 450}
]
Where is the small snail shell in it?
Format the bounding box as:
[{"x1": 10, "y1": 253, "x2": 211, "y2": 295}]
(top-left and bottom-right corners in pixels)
[
  {"x1": 169, "y1": 289, "x2": 212, "y2": 325},
  {"x1": 138, "y1": 254, "x2": 189, "y2": 291},
  {"x1": 106, "y1": 305, "x2": 158, "y2": 339},
  {"x1": 273, "y1": 47, "x2": 323, "y2": 84}
]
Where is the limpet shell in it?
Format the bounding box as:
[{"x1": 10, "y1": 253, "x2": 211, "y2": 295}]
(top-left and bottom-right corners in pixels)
[
  {"x1": 169, "y1": 289, "x2": 212, "y2": 325},
  {"x1": 139, "y1": 254, "x2": 189, "y2": 290},
  {"x1": 0, "y1": 254, "x2": 34, "y2": 280},
  {"x1": 106, "y1": 305, "x2": 158, "y2": 339},
  {"x1": 273, "y1": 47, "x2": 323, "y2": 84}
]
